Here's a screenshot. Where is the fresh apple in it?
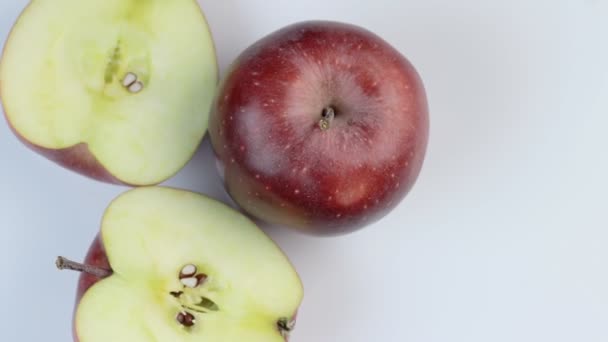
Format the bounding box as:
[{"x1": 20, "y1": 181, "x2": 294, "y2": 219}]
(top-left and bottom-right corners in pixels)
[
  {"x1": 209, "y1": 21, "x2": 429, "y2": 235},
  {"x1": 0, "y1": 0, "x2": 218, "y2": 185},
  {"x1": 56, "y1": 187, "x2": 303, "y2": 341}
]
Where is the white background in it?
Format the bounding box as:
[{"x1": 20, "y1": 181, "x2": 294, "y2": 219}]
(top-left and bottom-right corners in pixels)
[{"x1": 1, "y1": 1, "x2": 607, "y2": 341}]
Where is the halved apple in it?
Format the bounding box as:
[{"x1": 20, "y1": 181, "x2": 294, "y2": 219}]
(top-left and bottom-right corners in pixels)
[
  {"x1": 57, "y1": 187, "x2": 303, "y2": 341},
  {"x1": 0, "y1": 0, "x2": 218, "y2": 185}
]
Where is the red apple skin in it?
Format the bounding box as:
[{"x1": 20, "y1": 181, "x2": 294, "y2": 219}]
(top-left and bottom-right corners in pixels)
[
  {"x1": 2, "y1": 116, "x2": 123, "y2": 184},
  {"x1": 72, "y1": 236, "x2": 109, "y2": 342},
  {"x1": 9, "y1": 125, "x2": 122, "y2": 184},
  {"x1": 1, "y1": 95, "x2": 134, "y2": 185},
  {"x1": 209, "y1": 21, "x2": 429, "y2": 235}
]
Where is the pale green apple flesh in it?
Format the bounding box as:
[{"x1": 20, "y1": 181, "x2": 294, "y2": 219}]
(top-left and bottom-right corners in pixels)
[
  {"x1": 76, "y1": 187, "x2": 303, "y2": 341},
  {"x1": 0, "y1": 0, "x2": 218, "y2": 185}
]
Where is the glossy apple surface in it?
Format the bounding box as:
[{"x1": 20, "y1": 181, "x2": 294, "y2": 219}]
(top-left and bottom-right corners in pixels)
[
  {"x1": 209, "y1": 21, "x2": 429, "y2": 235},
  {"x1": 64, "y1": 187, "x2": 302, "y2": 342}
]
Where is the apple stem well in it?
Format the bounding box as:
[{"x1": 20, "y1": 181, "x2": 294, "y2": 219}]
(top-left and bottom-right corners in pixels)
[
  {"x1": 55, "y1": 256, "x2": 112, "y2": 279},
  {"x1": 318, "y1": 106, "x2": 336, "y2": 131}
]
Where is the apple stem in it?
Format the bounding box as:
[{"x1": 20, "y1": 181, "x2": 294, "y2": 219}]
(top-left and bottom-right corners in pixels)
[
  {"x1": 56, "y1": 256, "x2": 112, "y2": 279},
  {"x1": 319, "y1": 107, "x2": 336, "y2": 131}
]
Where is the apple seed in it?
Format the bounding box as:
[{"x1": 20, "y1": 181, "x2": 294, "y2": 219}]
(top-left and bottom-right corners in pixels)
[
  {"x1": 121, "y1": 72, "x2": 137, "y2": 88},
  {"x1": 128, "y1": 81, "x2": 144, "y2": 94},
  {"x1": 180, "y1": 277, "x2": 199, "y2": 288},
  {"x1": 176, "y1": 311, "x2": 196, "y2": 328},
  {"x1": 180, "y1": 273, "x2": 208, "y2": 288},
  {"x1": 196, "y1": 273, "x2": 208, "y2": 285},
  {"x1": 179, "y1": 264, "x2": 197, "y2": 278}
]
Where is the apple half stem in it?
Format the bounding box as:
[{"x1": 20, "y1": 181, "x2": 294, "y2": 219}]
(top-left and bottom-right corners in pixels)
[{"x1": 56, "y1": 256, "x2": 112, "y2": 279}]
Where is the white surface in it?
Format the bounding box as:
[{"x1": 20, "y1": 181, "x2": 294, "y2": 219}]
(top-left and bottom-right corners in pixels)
[{"x1": 1, "y1": 1, "x2": 607, "y2": 341}]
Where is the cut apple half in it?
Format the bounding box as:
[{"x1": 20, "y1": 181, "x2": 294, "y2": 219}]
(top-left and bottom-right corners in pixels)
[
  {"x1": 0, "y1": 0, "x2": 219, "y2": 185},
  {"x1": 59, "y1": 187, "x2": 303, "y2": 341}
]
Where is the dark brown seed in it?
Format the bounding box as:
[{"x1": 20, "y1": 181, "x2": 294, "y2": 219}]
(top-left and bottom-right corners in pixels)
[
  {"x1": 196, "y1": 273, "x2": 208, "y2": 286},
  {"x1": 176, "y1": 311, "x2": 196, "y2": 327}
]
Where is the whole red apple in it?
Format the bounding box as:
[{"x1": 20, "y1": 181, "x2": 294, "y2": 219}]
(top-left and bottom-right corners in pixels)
[{"x1": 209, "y1": 20, "x2": 429, "y2": 235}]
